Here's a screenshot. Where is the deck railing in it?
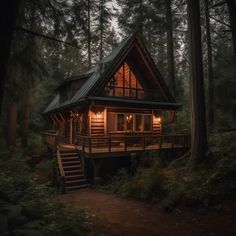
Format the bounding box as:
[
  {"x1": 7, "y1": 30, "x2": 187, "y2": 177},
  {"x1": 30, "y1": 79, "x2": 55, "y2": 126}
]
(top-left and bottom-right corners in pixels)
[
  {"x1": 77, "y1": 134, "x2": 190, "y2": 154},
  {"x1": 42, "y1": 130, "x2": 59, "y2": 151},
  {"x1": 43, "y1": 130, "x2": 190, "y2": 154},
  {"x1": 56, "y1": 146, "x2": 65, "y2": 192}
]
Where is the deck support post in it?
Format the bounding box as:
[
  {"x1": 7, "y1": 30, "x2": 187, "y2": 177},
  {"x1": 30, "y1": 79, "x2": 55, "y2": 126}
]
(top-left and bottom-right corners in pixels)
[
  {"x1": 69, "y1": 118, "x2": 73, "y2": 144},
  {"x1": 92, "y1": 159, "x2": 103, "y2": 184}
]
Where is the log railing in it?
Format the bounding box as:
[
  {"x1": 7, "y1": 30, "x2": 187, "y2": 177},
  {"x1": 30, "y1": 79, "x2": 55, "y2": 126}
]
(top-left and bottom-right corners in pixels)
[
  {"x1": 42, "y1": 130, "x2": 59, "y2": 151},
  {"x1": 56, "y1": 146, "x2": 65, "y2": 193},
  {"x1": 77, "y1": 134, "x2": 190, "y2": 154}
]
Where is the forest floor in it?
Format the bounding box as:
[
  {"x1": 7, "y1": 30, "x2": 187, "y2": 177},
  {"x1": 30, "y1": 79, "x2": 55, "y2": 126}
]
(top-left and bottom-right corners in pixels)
[{"x1": 56, "y1": 189, "x2": 236, "y2": 236}]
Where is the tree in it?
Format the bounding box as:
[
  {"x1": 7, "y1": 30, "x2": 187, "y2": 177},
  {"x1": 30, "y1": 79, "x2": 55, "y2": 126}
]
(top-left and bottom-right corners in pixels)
[
  {"x1": 0, "y1": 0, "x2": 21, "y2": 116},
  {"x1": 226, "y1": 0, "x2": 236, "y2": 56},
  {"x1": 205, "y1": 0, "x2": 214, "y2": 130},
  {"x1": 94, "y1": 0, "x2": 114, "y2": 61},
  {"x1": 187, "y1": 0, "x2": 208, "y2": 163},
  {"x1": 88, "y1": 0, "x2": 92, "y2": 68},
  {"x1": 166, "y1": 0, "x2": 176, "y2": 96}
]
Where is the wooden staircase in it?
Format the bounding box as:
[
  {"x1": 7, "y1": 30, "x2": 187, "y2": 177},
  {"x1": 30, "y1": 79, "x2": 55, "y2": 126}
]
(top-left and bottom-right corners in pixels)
[{"x1": 56, "y1": 146, "x2": 89, "y2": 193}]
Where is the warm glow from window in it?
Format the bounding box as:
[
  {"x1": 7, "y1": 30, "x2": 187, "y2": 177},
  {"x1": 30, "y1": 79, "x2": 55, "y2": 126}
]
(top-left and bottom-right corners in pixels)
[
  {"x1": 94, "y1": 111, "x2": 102, "y2": 118},
  {"x1": 105, "y1": 62, "x2": 144, "y2": 98}
]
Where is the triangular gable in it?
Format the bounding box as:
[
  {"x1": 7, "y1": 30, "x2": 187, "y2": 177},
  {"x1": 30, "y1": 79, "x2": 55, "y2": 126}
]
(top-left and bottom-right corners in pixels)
[
  {"x1": 44, "y1": 34, "x2": 177, "y2": 114},
  {"x1": 105, "y1": 62, "x2": 144, "y2": 98},
  {"x1": 88, "y1": 34, "x2": 175, "y2": 103}
]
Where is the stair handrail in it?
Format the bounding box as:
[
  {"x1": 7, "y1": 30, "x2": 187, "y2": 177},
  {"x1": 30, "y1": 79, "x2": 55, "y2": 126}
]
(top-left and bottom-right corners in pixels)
[{"x1": 56, "y1": 146, "x2": 65, "y2": 177}]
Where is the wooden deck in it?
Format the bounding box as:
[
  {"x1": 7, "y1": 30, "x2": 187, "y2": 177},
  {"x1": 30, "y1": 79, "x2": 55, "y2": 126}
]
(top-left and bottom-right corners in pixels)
[
  {"x1": 43, "y1": 132, "x2": 189, "y2": 157},
  {"x1": 58, "y1": 134, "x2": 189, "y2": 158}
]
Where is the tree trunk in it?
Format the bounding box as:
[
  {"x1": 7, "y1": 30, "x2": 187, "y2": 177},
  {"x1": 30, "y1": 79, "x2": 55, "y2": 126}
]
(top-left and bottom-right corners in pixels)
[
  {"x1": 138, "y1": 0, "x2": 144, "y2": 36},
  {"x1": 187, "y1": 0, "x2": 208, "y2": 164},
  {"x1": 166, "y1": 0, "x2": 176, "y2": 97},
  {"x1": 99, "y1": 0, "x2": 104, "y2": 61},
  {"x1": 21, "y1": 89, "x2": 31, "y2": 147},
  {"x1": 226, "y1": 0, "x2": 236, "y2": 56},
  {"x1": 204, "y1": 0, "x2": 214, "y2": 131},
  {"x1": 88, "y1": 0, "x2": 92, "y2": 68},
  {"x1": 0, "y1": 0, "x2": 21, "y2": 116},
  {"x1": 7, "y1": 101, "x2": 18, "y2": 147}
]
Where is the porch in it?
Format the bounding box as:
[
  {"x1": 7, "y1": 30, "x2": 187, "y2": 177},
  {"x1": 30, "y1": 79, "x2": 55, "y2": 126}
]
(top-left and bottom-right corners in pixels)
[{"x1": 42, "y1": 131, "x2": 189, "y2": 157}]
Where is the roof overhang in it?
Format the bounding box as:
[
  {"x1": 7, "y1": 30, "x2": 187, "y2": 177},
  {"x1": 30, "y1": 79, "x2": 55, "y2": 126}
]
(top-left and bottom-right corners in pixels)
[{"x1": 87, "y1": 96, "x2": 182, "y2": 111}]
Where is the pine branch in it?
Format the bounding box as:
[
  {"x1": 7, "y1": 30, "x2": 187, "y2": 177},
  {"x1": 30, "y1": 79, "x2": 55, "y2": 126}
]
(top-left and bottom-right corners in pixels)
[
  {"x1": 210, "y1": 1, "x2": 226, "y2": 8},
  {"x1": 15, "y1": 26, "x2": 80, "y2": 49},
  {"x1": 209, "y1": 15, "x2": 231, "y2": 28}
]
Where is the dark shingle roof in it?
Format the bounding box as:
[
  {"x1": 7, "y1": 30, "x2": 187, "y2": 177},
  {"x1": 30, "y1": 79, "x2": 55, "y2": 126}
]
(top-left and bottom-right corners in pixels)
[
  {"x1": 44, "y1": 35, "x2": 133, "y2": 114},
  {"x1": 44, "y1": 34, "x2": 178, "y2": 114}
]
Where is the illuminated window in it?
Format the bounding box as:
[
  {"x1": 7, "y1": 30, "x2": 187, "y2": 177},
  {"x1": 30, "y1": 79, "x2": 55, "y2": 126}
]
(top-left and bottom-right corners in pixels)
[
  {"x1": 105, "y1": 63, "x2": 144, "y2": 99},
  {"x1": 107, "y1": 112, "x2": 152, "y2": 133}
]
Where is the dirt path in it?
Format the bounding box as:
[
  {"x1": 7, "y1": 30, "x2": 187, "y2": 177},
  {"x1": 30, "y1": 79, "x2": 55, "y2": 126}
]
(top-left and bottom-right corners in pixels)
[{"x1": 56, "y1": 189, "x2": 236, "y2": 236}]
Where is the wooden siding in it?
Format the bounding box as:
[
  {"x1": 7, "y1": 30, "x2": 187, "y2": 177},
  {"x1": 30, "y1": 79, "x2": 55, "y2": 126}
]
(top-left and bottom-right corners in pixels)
[{"x1": 153, "y1": 115, "x2": 162, "y2": 134}]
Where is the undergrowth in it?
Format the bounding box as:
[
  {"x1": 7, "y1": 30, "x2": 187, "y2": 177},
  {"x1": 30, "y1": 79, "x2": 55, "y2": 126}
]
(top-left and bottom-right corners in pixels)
[
  {"x1": 102, "y1": 132, "x2": 236, "y2": 210},
  {"x1": 0, "y1": 150, "x2": 92, "y2": 236}
]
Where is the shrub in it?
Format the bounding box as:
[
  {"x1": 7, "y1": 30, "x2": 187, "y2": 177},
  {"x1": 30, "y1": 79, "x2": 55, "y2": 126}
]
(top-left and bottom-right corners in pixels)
[{"x1": 0, "y1": 151, "x2": 91, "y2": 236}]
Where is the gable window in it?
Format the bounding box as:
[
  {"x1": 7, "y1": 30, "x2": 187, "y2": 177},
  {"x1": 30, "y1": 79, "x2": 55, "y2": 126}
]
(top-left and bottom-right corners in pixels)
[
  {"x1": 107, "y1": 112, "x2": 152, "y2": 133},
  {"x1": 105, "y1": 63, "x2": 144, "y2": 99}
]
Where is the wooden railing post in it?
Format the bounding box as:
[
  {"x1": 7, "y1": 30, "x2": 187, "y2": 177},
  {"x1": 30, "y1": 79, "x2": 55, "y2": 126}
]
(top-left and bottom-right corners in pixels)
[
  {"x1": 160, "y1": 135, "x2": 162, "y2": 150},
  {"x1": 56, "y1": 147, "x2": 65, "y2": 193},
  {"x1": 89, "y1": 138, "x2": 91, "y2": 153},
  {"x1": 143, "y1": 136, "x2": 145, "y2": 150},
  {"x1": 124, "y1": 138, "x2": 127, "y2": 152},
  {"x1": 108, "y1": 137, "x2": 111, "y2": 152},
  {"x1": 82, "y1": 138, "x2": 85, "y2": 152}
]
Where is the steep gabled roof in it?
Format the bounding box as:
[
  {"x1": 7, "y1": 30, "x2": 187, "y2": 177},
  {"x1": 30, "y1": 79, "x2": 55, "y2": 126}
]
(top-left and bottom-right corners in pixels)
[{"x1": 44, "y1": 34, "x2": 179, "y2": 114}]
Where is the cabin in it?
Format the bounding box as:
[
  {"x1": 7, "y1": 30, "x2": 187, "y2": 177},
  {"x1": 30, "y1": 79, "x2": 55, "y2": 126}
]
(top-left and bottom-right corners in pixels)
[{"x1": 43, "y1": 34, "x2": 189, "y2": 192}]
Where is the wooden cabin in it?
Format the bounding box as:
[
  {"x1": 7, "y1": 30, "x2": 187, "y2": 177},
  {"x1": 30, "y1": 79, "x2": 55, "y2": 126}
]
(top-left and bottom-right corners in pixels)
[{"x1": 43, "y1": 34, "x2": 188, "y2": 191}]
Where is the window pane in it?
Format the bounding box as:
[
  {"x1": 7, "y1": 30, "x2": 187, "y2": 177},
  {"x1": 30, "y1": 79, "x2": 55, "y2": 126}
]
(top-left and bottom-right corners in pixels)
[
  {"x1": 115, "y1": 87, "x2": 123, "y2": 97},
  {"x1": 124, "y1": 88, "x2": 130, "y2": 97},
  {"x1": 115, "y1": 66, "x2": 123, "y2": 88},
  {"x1": 130, "y1": 71, "x2": 136, "y2": 89},
  {"x1": 135, "y1": 114, "x2": 142, "y2": 132},
  {"x1": 124, "y1": 63, "x2": 130, "y2": 87},
  {"x1": 144, "y1": 115, "x2": 152, "y2": 131},
  {"x1": 117, "y1": 114, "x2": 124, "y2": 131}
]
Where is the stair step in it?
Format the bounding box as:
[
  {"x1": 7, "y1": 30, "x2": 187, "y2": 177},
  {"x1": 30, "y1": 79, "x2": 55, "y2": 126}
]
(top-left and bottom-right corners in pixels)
[
  {"x1": 64, "y1": 165, "x2": 82, "y2": 170},
  {"x1": 66, "y1": 184, "x2": 90, "y2": 191},
  {"x1": 61, "y1": 156, "x2": 79, "y2": 160},
  {"x1": 65, "y1": 169, "x2": 83, "y2": 174},
  {"x1": 62, "y1": 160, "x2": 81, "y2": 164},
  {"x1": 56, "y1": 147, "x2": 89, "y2": 193},
  {"x1": 60, "y1": 152, "x2": 79, "y2": 156},
  {"x1": 65, "y1": 179, "x2": 87, "y2": 184},
  {"x1": 65, "y1": 174, "x2": 84, "y2": 179}
]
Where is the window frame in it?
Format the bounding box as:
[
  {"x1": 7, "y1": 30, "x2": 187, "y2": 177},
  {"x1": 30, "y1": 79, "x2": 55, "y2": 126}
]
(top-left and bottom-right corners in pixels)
[{"x1": 107, "y1": 112, "x2": 153, "y2": 134}]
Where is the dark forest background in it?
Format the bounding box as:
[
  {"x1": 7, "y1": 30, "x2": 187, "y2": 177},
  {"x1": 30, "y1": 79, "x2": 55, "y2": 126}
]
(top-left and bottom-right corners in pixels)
[
  {"x1": 0, "y1": 0, "x2": 236, "y2": 235},
  {"x1": 1, "y1": 0, "x2": 235, "y2": 150}
]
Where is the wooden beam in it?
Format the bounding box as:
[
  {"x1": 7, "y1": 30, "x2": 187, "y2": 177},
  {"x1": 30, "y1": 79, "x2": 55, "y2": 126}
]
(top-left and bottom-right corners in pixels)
[
  {"x1": 70, "y1": 118, "x2": 73, "y2": 144},
  {"x1": 52, "y1": 114, "x2": 63, "y2": 126},
  {"x1": 58, "y1": 113, "x2": 65, "y2": 122}
]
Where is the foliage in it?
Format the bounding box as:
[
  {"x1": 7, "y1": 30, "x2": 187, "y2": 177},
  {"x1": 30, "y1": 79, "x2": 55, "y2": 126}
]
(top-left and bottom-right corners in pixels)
[
  {"x1": 103, "y1": 132, "x2": 236, "y2": 210},
  {"x1": 0, "y1": 151, "x2": 92, "y2": 236},
  {"x1": 102, "y1": 157, "x2": 167, "y2": 201}
]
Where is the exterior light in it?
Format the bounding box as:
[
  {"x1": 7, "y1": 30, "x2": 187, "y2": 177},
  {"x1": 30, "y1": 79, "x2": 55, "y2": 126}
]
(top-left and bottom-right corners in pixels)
[
  {"x1": 126, "y1": 114, "x2": 132, "y2": 122},
  {"x1": 157, "y1": 117, "x2": 161, "y2": 122},
  {"x1": 94, "y1": 111, "x2": 102, "y2": 118}
]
